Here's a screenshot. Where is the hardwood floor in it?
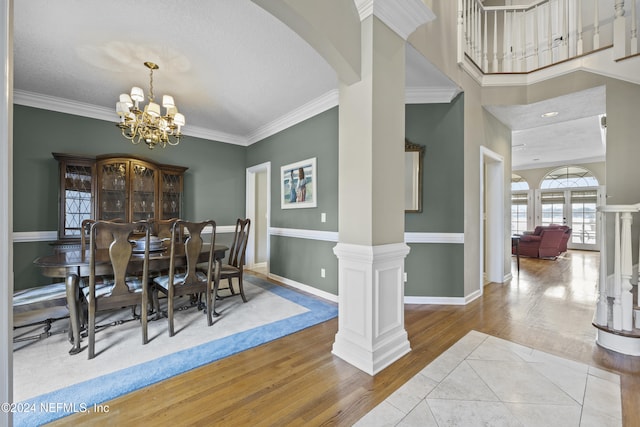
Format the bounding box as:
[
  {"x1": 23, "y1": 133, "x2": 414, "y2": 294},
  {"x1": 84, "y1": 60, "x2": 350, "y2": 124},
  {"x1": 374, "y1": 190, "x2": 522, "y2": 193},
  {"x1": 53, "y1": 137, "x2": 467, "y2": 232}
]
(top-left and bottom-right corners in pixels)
[{"x1": 49, "y1": 250, "x2": 640, "y2": 426}]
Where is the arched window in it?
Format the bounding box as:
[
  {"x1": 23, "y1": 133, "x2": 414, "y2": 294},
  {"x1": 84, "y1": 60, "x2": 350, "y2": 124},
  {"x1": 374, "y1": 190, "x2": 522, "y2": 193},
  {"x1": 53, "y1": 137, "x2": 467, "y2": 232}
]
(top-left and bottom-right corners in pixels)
[
  {"x1": 511, "y1": 173, "x2": 529, "y2": 191},
  {"x1": 511, "y1": 174, "x2": 529, "y2": 235},
  {"x1": 540, "y1": 166, "x2": 599, "y2": 189}
]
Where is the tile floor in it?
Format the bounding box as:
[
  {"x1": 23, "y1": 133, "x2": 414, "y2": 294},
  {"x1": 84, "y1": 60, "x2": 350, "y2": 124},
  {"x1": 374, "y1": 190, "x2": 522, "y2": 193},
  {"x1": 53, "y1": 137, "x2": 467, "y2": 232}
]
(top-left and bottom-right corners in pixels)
[{"x1": 355, "y1": 330, "x2": 622, "y2": 427}]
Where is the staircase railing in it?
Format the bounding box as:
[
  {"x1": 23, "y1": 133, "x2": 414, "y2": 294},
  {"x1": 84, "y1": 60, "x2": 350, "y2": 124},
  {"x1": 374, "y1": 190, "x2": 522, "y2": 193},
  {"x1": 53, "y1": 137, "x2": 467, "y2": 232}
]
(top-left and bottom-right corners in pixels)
[
  {"x1": 458, "y1": 0, "x2": 639, "y2": 74},
  {"x1": 595, "y1": 204, "x2": 640, "y2": 335}
]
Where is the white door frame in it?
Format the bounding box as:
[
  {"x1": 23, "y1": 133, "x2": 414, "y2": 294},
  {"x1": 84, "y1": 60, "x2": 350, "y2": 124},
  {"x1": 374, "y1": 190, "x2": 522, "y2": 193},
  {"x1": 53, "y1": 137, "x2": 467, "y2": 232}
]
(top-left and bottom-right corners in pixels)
[
  {"x1": 245, "y1": 162, "x2": 271, "y2": 270},
  {"x1": 480, "y1": 146, "x2": 505, "y2": 288},
  {"x1": 1, "y1": 0, "x2": 13, "y2": 423}
]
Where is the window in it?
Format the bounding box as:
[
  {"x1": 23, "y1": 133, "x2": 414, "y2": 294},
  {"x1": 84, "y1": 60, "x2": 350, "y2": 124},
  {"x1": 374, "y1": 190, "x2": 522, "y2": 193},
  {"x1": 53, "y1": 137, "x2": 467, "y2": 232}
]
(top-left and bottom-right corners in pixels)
[
  {"x1": 511, "y1": 174, "x2": 529, "y2": 235},
  {"x1": 541, "y1": 166, "x2": 599, "y2": 189}
]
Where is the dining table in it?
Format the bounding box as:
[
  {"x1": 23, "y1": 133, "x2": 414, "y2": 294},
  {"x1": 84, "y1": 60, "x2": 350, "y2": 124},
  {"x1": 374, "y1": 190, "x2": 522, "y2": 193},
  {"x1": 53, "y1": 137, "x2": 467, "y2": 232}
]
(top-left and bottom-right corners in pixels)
[{"x1": 33, "y1": 243, "x2": 228, "y2": 355}]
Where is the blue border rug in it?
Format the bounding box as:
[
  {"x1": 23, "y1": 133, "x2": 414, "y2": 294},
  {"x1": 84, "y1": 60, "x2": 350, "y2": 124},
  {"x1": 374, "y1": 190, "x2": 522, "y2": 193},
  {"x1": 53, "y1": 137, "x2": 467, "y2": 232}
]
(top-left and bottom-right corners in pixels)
[{"x1": 15, "y1": 278, "x2": 337, "y2": 426}]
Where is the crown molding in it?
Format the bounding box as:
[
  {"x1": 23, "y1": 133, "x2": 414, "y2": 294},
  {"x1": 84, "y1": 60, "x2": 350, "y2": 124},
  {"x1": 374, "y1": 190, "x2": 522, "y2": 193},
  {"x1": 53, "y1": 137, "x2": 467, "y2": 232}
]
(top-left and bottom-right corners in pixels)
[
  {"x1": 14, "y1": 90, "x2": 248, "y2": 146},
  {"x1": 15, "y1": 86, "x2": 458, "y2": 148},
  {"x1": 354, "y1": 0, "x2": 436, "y2": 40},
  {"x1": 405, "y1": 86, "x2": 461, "y2": 104},
  {"x1": 245, "y1": 89, "x2": 339, "y2": 145}
]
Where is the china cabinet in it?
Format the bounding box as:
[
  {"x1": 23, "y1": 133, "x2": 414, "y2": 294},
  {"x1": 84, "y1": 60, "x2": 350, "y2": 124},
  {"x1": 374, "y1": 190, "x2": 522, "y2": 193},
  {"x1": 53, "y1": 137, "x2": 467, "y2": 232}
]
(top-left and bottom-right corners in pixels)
[{"x1": 53, "y1": 153, "x2": 187, "y2": 242}]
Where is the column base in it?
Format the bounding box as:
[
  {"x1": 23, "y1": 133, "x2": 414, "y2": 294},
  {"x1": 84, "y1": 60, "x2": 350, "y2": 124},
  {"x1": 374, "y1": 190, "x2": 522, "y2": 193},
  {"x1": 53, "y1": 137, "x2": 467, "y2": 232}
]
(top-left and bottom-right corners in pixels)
[{"x1": 332, "y1": 242, "x2": 411, "y2": 375}]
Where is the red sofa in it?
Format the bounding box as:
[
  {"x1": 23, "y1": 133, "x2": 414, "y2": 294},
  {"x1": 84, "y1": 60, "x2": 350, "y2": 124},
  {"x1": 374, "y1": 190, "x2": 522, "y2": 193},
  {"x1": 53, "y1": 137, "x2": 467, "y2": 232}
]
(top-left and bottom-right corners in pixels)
[{"x1": 515, "y1": 225, "x2": 570, "y2": 259}]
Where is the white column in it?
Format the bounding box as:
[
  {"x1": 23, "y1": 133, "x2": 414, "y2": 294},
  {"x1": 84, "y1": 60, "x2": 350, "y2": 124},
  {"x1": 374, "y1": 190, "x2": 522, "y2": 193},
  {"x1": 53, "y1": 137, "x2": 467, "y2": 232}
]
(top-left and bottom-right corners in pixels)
[
  {"x1": 334, "y1": 10, "x2": 412, "y2": 376},
  {"x1": 620, "y1": 211, "x2": 633, "y2": 331},
  {"x1": 333, "y1": 243, "x2": 411, "y2": 375},
  {"x1": 595, "y1": 209, "x2": 608, "y2": 326},
  {"x1": 0, "y1": 0, "x2": 13, "y2": 425},
  {"x1": 613, "y1": 0, "x2": 627, "y2": 59},
  {"x1": 613, "y1": 212, "x2": 622, "y2": 330}
]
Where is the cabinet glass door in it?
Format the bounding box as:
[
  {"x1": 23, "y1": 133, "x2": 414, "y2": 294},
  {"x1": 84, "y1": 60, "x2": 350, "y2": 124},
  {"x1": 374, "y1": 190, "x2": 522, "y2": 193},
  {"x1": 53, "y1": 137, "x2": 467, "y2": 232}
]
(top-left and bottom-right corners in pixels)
[
  {"x1": 132, "y1": 163, "x2": 156, "y2": 222},
  {"x1": 61, "y1": 163, "x2": 93, "y2": 238},
  {"x1": 161, "y1": 173, "x2": 182, "y2": 219},
  {"x1": 98, "y1": 162, "x2": 127, "y2": 221}
]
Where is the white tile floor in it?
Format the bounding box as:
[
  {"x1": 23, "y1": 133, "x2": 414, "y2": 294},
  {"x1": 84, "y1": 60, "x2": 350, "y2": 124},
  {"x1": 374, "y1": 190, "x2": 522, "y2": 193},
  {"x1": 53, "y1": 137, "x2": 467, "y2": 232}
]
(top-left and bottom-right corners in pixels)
[{"x1": 355, "y1": 331, "x2": 622, "y2": 427}]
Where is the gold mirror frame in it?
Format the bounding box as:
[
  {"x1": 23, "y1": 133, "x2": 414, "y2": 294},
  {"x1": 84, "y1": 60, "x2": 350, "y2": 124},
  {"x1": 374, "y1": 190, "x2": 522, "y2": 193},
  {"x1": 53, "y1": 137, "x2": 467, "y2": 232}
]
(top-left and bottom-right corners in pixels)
[{"x1": 405, "y1": 139, "x2": 425, "y2": 213}]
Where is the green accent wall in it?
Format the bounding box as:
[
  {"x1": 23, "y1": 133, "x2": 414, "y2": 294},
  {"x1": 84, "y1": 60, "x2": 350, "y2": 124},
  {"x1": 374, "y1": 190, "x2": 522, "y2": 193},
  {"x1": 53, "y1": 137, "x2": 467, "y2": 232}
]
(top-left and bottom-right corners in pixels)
[
  {"x1": 247, "y1": 107, "x2": 339, "y2": 231},
  {"x1": 247, "y1": 108, "x2": 340, "y2": 289},
  {"x1": 404, "y1": 95, "x2": 465, "y2": 297},
  {"x1": 405, "y1": 94, "x2": 465, "y2": 233}
]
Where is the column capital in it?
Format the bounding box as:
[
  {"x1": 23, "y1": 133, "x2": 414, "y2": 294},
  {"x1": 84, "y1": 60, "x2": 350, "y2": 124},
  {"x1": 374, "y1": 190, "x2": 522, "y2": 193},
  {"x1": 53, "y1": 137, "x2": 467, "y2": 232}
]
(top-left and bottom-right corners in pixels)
[{"x1": 353, "y1": 0, "x2": 436, "y2": 40}]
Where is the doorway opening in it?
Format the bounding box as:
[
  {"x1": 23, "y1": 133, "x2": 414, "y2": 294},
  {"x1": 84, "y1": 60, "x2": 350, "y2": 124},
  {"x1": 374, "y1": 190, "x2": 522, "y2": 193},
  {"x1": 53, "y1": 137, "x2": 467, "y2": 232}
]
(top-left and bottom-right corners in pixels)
[{"x1": 245, "y1": 162, "x2": 271, "y2": 274}]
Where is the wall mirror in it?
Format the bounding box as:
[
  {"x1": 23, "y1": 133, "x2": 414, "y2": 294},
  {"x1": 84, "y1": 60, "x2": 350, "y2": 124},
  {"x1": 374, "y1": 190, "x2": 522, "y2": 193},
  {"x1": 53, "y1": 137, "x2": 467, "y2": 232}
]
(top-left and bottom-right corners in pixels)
[{"x1": 405, "y1": 140, "x2": 425, "y2": 213}]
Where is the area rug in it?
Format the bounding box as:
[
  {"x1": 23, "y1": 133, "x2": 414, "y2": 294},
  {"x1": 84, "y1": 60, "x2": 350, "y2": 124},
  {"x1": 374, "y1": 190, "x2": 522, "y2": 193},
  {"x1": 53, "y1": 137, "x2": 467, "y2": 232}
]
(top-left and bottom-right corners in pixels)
[
  {"x1": 12, "y1": 275, "x2": 337, "y2": 426},
  {"x1": 355, "y1": 330, "x2": 622, "y2": 427}
]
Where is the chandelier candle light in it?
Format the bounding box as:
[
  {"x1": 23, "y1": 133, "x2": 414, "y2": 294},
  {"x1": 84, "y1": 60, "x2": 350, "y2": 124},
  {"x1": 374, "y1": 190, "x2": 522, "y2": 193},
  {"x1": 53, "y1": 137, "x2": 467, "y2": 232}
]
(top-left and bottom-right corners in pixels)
[{"x1": 116, "y1": 61, "x2": 185, "y2": 149}]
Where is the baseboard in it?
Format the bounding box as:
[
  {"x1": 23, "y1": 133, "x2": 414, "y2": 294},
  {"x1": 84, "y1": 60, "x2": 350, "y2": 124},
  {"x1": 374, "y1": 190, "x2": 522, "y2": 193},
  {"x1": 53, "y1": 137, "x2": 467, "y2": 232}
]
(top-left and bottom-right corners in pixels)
[{"x1": 268, "y1": 273, "x2": 338, "y2": 303}]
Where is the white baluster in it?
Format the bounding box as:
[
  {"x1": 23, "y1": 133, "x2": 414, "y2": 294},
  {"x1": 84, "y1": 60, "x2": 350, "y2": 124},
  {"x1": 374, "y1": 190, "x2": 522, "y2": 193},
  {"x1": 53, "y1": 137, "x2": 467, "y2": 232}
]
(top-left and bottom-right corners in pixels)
[
  {"x1": 492, "y1": 10, "x2": 498, "y2": 72},
  {"x1": 577, "y1": 0, "x2": 583, "y2": 55},
  {"x1": 483, "y1": 9, "x2": 488, "y2": 71},
  {"x1": 520, "y1": 11, "x2": 526, "y2": 71},
  {"x1": 620, "y1": 211, "x2": 633, "y2": 331},
  {"x1": 548, "y1": 2, "x2": 554, "y2": 64},
  {"x1": 511, "y1": 10, "x2": 520, "y2": 71},
  {"x1": 613, "y1": 212, "x2": 622, "y2": 330},
  {"x1": 503, "y1": 10, "x2": 511, "y2": 72},
  {"x1": 476, "y1": 2, "x2": 481, "y2": 63},
  {"x1": 614, "y1": 0, "x2": 626, "y2": 59},
  {"x1": 563, "y1": 0, "x2": 569, "y2": 59},
  {"x1": 631, "y1": 0, "x2": 638, "y2": 54},
  {"x1": 533, "y1": 5, "x2": 539, "y2": 69},
  {"x1": 595, "y1": 209, "x2": 608, "y2": 326},
  {"x1": 594, "y1": 0, "x2": 600, "y2": 49}
]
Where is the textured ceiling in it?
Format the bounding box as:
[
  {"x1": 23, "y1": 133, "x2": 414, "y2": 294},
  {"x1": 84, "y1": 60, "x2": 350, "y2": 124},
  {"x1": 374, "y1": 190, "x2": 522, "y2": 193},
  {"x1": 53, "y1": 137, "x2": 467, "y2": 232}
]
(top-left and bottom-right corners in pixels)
[
  {"x1": 486, "y1": 86, "x2": 607, "y2": 170},
  {"x1": 13, "y1": 0, "x2": 458, "y2": 146},
  {"x1": 13, "y1": 0, "x2": 604, "y2": 167}
]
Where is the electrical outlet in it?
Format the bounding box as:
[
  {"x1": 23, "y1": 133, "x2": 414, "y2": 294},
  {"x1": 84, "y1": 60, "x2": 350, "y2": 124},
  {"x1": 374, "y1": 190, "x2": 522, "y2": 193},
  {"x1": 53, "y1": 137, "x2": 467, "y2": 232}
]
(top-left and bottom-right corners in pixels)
[
  {"x1": 321, "y1": 212, "x2": 326, "y2": 223},
  {"x1": 321, "y1": 268, "x2": 326, "y2": 278},
  {"x1": 403, "y1": 272, "x2": 407, "y2": 282}
]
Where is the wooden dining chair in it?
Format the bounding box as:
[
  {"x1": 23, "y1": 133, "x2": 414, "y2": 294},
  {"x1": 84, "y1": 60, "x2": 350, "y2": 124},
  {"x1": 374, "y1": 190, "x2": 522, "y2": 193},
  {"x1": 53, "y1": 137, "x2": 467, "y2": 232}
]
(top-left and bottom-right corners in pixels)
[
  {"x1": 152, "y1": 220, "x2": 220, "y2": 336},
  {"x1": 85, "y1": 220, "x2": 151, "y2": 359},
  {"x1": 218, "y1": 218, "x2": 251, "y2": 302}
]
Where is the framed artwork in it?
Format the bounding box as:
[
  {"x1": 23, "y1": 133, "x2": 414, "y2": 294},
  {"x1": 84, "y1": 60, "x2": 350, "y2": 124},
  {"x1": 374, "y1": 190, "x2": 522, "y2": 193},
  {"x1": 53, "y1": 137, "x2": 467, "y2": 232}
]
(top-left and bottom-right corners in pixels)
[{"x1": 281, "y1": 157, "x2": 317, "y2": 209}]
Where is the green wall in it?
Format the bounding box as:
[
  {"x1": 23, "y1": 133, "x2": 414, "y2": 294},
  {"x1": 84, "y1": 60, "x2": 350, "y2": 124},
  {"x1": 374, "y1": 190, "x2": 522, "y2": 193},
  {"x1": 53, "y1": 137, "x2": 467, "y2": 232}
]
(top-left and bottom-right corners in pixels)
[
  {"x1": 404, "y1": 95, "x2": 465, "y2": 297},
  {"x1": 13, "y1": 98, "x2": 465, "y2": 299},
  {"x1": 13, "y1": 105, "x2": 246, "y2": 290},
  {"x1": 247, "y1": 108, "x2": 340, "y2": 295}
]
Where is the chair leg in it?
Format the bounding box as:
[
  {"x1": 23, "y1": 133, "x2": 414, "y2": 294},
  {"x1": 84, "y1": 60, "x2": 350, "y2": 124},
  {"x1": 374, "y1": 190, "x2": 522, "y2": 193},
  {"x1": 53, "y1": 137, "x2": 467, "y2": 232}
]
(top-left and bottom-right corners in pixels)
[
  {"x1": 88, "y1": 300, "x2": 95, "y2": 359},
  {"x1": 168, "y1": 292, "x2": 175, "y2": 337},
  {"x1": 237, "y1": 274, "x2": 247, "y2": 303},
  {"x1": 152, "y1": 287, "x2": 162, "y2": 320},
  {"x1": 227, "y1": 277, "x2": 235, "y2": 295}
]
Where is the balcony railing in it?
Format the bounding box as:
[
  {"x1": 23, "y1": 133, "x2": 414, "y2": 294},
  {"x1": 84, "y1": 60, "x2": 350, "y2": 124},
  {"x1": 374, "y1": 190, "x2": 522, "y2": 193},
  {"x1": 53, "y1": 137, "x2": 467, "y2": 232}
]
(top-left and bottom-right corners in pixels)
[{"x1": 458, "y1": 0, "x2": 639, "y2": 74}]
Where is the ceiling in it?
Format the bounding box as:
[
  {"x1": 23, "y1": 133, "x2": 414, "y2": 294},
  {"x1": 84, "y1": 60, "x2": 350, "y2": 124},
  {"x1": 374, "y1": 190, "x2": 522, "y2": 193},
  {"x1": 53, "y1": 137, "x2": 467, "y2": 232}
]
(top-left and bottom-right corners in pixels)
[
  {"x1": 486, "y1": 86, "x2": 607, "y2": 171},
  {"x1": 13, "y1": 1, "x2": 605, "y2": 168},
  {"x1": 13, "y1": 0, "x2": 458, "y2": 146}
]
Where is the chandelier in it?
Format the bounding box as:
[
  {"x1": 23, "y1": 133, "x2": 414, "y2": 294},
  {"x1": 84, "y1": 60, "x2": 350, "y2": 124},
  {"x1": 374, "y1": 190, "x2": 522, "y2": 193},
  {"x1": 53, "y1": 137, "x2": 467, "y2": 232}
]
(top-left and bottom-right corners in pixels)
[{"x1": 116, "y1": 61, "x2": 185, "y2": 149}]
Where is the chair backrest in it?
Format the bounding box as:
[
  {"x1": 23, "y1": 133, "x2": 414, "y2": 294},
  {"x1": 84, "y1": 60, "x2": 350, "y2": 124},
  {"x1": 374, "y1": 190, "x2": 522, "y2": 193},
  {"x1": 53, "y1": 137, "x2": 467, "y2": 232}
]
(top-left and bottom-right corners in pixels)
[
  {"x1": 89, "y1": 221, "x2": 150, "y2": 297},
  {"x1": 152, "y1": 218, "x2": 183, "y2": 242},
  {"x1": 81, "y1": 218, "x2": 124, "y2": 251},
  {"x1": 169, "y1": 220, "x2": 216, "y2": 285},
  {"x1": 227, "y1": 218, "x2": 251, "y2": 268}
]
